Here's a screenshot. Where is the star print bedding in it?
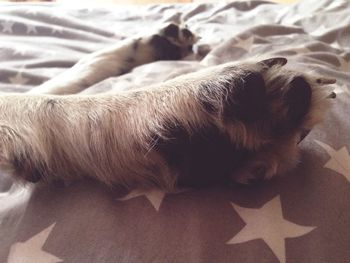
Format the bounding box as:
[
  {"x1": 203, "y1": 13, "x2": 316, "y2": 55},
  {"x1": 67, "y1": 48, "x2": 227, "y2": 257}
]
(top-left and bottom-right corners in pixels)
[{"x1": 0, "y1": 0, "x2": 350, "y2": 262}]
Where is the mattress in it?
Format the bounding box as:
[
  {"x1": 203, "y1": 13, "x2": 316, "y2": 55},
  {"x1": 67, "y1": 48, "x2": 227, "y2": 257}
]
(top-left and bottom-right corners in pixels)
[{"x1": 0, "y1": 1, "x2": 350, "y2": 262}]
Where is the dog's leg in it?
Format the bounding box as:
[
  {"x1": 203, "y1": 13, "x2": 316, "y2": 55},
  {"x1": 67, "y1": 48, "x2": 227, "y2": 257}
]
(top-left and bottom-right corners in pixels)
[
  {"x1": 29, "y1": 23, "x2": 198, "y2": 95},
  {"x1": 0, "y1": 62, "x2": 258, "y2": 189},
  {"x1": 0, "y1": 58, "x2": 334, "y2": 190}
]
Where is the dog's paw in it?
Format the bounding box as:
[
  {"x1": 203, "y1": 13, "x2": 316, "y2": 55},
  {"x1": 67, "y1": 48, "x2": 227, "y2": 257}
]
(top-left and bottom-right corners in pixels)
[
  {"x1": 221, "y1": 58, "x2": 336, "y2": 184},
  {"x1": 160, "y1": 23, "x2": 198, "y2": 48},
  {"x1": 148, "y1": 23, "x2": 199, "y2": 60},
  {"x1": 147, "y1": 57, "x2": 335, "y2": 188},
  {"x1": 190, "y1": 57, "x2": 335, "y2": 185}
]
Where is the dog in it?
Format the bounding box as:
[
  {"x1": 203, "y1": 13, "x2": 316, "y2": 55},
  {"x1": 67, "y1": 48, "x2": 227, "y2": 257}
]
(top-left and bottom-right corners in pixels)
[{"x1": 0, "y1": 23, "x2": 336, "y2": 191}]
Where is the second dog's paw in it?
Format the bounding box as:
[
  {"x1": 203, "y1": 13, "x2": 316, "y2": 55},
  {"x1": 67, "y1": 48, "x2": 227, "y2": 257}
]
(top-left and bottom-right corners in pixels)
[
  {"x1": 149, "y1": 23, "x2": 199, "y2": 60},
  {"x1": 160, "y1": 23, "x2": 198, "y2": 48}
]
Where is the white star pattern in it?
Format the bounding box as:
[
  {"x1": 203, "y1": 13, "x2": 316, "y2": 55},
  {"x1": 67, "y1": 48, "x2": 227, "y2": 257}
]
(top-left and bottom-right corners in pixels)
[
  {"x1": 330, "y1": 40, "x2": 342, "y2": 50},
  {"x1": 227, "y1": 196, "x2": 315, "y2": 263},
  {"x1": 118, "y1": 189, "x2": 166, "y2": 211},
  {"x1": 25, "y1": 8, "x2": 41, "y2": 15},
  {"x1": 233, "y1": 36, "x2": 254, "y2": 51},
  {"x1": 51, "y1": 26, "x2": 64, "y2": 34},
  {"x1": 315, "y1": 140, "x2": 350, "y2": 182},
  {"x1": 1, "y1": 21, "x2": 14, "y2": 33},
  {"x1": 13, "y1": 46, "x2": 29, "y2": 56},
  {"x1": 7, "y1": 224, "x2": 62, "y2": 263},
  {"x1": 118, "y1": 188, "x2": 188, "y2": 211},
  {"x1": 26, "y1": 24, "x2": 38, "y2": 34},
  {"x1": 9, "y1": 71, "x2": 29, "y2": 85}
]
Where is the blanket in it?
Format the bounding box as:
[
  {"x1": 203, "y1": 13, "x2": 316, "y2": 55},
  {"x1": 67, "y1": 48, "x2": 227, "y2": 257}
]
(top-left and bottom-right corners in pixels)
[{"x1": 0, "y1": 1, "x2": 349, "y2": 262}]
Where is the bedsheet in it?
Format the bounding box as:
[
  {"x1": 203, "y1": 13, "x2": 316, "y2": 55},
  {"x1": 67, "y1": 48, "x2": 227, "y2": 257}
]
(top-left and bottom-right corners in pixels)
[{"x1": 0, "y1": 1, "x2": 350, "y2": 262}]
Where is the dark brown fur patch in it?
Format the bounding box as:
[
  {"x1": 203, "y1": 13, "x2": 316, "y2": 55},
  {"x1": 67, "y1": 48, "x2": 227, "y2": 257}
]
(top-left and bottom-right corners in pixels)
[
  {"x1": 223, "y1": 71, "x2": 267, "y2": 122},
  {"x1": 198, "y1": 70, "x2": 268, "y2": 122},
  {"x1": 12, "y1": 153, "x2": 43, "y2": 183},
  {"x1": 153, "y1": 122, "x2": 253, "y2": 188},
  {"x1": 181, "y1": 28, "x2": 193, "y2": 39},
  {"x1": 163, "y1": 23, "x2": 179, "y2": 38},
  {"x1": 284, "y1": 76, "x2": 312, "y2": 124},
  {"x1": 149, "y1": 35, "x2": 182, "y2": 60}
]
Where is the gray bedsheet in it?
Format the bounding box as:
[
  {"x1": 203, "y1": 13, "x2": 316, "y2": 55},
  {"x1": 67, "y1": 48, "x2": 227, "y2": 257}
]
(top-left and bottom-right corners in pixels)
[{"x1": 1, "y1": 1, "x2": 350, "y2": 262}]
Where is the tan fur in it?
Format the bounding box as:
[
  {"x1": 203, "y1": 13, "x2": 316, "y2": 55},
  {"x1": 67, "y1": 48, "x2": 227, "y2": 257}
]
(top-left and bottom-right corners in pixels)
[{"x1": 0, "y1": 60, "x2": 334, "y2": 190}]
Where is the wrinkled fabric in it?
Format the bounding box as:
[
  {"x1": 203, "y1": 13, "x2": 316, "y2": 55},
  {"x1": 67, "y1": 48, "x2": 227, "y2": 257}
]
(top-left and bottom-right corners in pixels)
[{"x1": 0, "y1": 1, "x2": 350, "y2": 263}]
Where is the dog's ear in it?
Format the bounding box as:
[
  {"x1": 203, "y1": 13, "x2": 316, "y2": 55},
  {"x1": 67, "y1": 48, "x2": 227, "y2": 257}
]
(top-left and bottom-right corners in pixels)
[
  {"x1": 259, "y1": 57, "x2": 287, "y2": 68},
  {"x1": 284, "y1": 76, "x2": 312, "y2": 124}
]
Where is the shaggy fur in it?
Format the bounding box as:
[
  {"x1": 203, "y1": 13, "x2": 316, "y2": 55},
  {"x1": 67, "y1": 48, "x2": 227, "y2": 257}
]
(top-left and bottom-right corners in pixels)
[{"x1": 0, "y1": 24, "x2": 336, "y2": 191}]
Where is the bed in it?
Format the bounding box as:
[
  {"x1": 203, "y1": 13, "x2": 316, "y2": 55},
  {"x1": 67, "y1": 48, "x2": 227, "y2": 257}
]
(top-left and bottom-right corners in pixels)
[{"x1": 0, "y1": 1, "x2": 349, "y2": 262}]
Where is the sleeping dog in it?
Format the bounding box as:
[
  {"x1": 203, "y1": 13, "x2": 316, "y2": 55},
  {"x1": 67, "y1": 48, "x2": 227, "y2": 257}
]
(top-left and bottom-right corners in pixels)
[{"x1": 0, "y1": 23, "x2": 336, "y2": 190}]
